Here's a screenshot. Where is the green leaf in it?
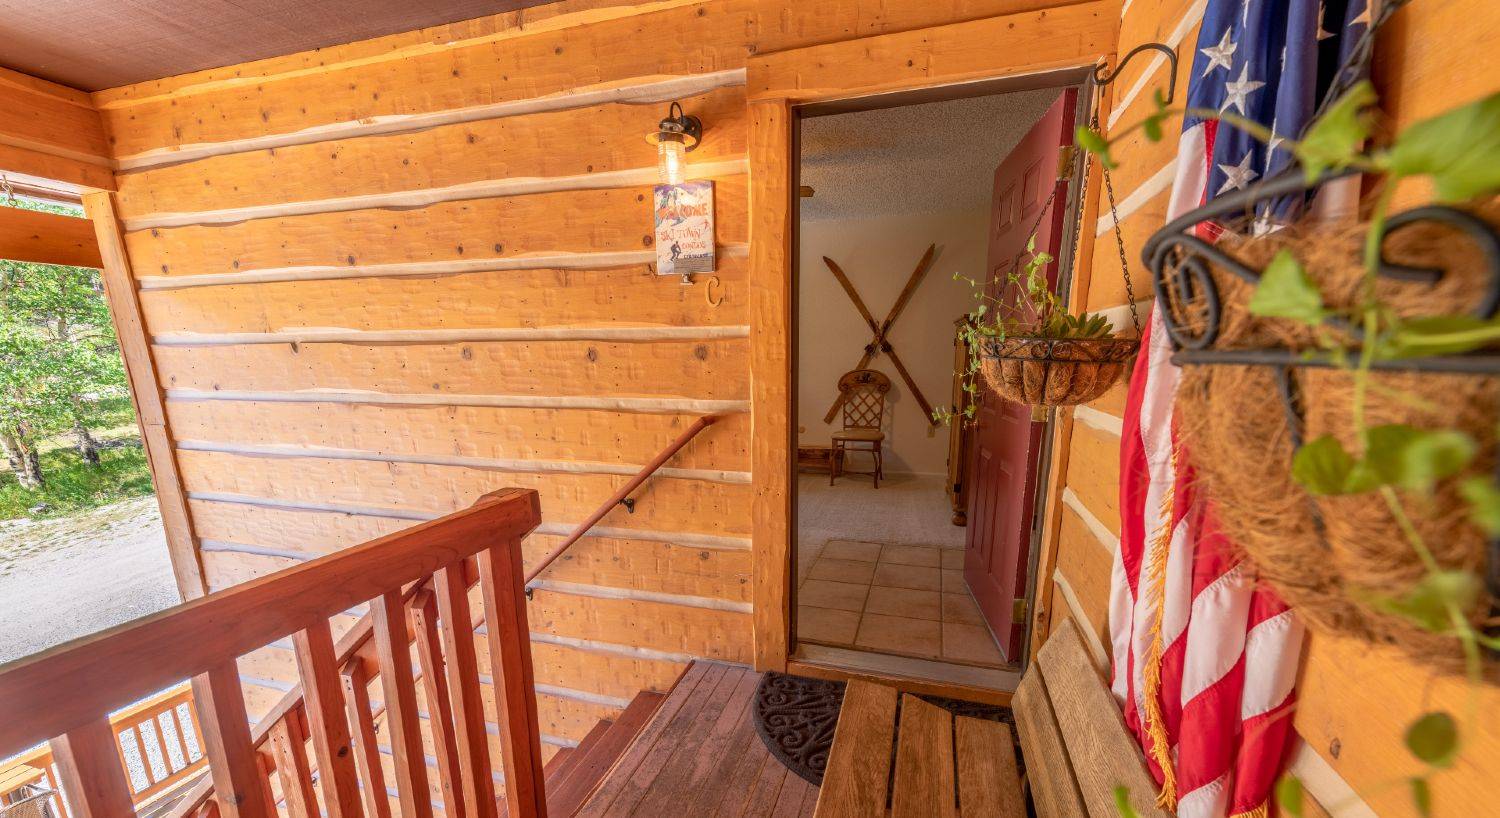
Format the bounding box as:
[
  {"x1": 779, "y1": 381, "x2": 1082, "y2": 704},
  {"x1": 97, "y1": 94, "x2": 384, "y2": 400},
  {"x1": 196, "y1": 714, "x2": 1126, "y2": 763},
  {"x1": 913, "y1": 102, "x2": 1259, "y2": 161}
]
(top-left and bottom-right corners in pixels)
[
  {"x1": 1406, "y1": 712, "x2": 1460, "y2": 768},
  {"x1": 1291, "y1": 435, "x2": 1355, "y2": 495},
  {"x1": 1396, "y1": 429, "x2": 1476, "y2": 491},
  {"x1": 1113, "y1": 786, "x2": 1142, "y2": 818},
  {"x1": 1354, "y1": 424, "x2": 1423, "y2": 488},
  {"x1": 1460, "y1": 477, "x2": 1500, "y2": 536},
  {"x1": 1077, "y1": 126, "x2": 1116, "y2": 169},
  {"x1": 1411, "y1": 777, "x2": 1433, "y2": 817},
  {"x1": 1248, "y1": 251, "x2": 1327, "y2": 325},
  {"x1": 1275, "y1": 775, "x2": 1305, "y2": 818},
  {"x1": 1386, "y1": 314, "x2": 1500, "y2": 358},
  {"x1": 1387, "y1": 91, "x2": 1500, "y2": 201},
  {"x1": 1143, "y1": 114, "x2": 1164, "y2": 143},
  {"x1": 1373, "y1": 571, "x2": 1482, "y2": 633},
  {"x1": 1296, "y1": 81, "x2": 1377, "y2": 183},
  {"x1": 1350, "y1": 425, "x2": 1475, "y2": 493}
]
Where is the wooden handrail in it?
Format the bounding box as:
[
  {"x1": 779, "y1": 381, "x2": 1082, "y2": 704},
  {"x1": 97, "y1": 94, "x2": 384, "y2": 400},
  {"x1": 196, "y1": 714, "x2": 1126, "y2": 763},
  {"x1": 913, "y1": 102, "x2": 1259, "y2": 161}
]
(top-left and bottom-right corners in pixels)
[
  {"x1": 524, "y1": 413, "x2": 724, "y2": 587},
  {"x1": 0, "y1": 487, "x2": 545, "y2": 818}
]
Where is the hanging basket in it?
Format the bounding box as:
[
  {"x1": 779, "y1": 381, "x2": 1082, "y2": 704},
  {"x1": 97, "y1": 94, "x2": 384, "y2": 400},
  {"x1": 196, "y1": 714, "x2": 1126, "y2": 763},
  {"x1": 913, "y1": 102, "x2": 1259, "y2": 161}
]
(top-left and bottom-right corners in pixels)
[
  {"x1": 1160, "y1": 202, "x2": 1500, "y2": 675},
  {"x1": 978, "y1": 335, "x2": 1138, "y2": 407}
]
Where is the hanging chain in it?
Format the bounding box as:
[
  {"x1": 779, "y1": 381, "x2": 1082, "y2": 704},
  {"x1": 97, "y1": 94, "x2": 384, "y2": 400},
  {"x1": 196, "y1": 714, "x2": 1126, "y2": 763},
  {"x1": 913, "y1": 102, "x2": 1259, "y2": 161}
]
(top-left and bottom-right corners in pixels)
[
  {"x1": 1093, "y1": 111, "x2": 1144, "y2": 335},
  {"x1": 1, "y1": 174, "x2": 15, "y2": 205},
  {"x1": 1015, "y1": 107, "x2": 1142, "y2": 338}
]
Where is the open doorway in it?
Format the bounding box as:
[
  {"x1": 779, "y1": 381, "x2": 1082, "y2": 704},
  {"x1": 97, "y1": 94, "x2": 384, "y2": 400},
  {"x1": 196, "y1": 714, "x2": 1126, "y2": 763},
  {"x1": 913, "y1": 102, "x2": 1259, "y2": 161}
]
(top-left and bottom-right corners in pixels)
[{"x1": 790, "y1": 83, "x2": 1091, "y2": 689}]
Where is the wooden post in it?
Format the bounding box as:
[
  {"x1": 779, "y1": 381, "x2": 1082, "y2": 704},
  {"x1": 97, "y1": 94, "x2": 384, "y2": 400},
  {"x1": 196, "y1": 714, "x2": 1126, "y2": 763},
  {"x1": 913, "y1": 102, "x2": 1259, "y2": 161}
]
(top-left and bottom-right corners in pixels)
[
  {"x1": 478, "y1": 537, "x2": 548, "y2": 818},
  {"x1": 748, "y1": 97, "x2": 795, "y2": 673},
  {"x1": 191, "y1": 662, "x2": 272, "y2": 818},
  {"x1": 292, "y1": 620, "x2": 364, "y2": 818},
  {"x1": 81, "y1": 191, "x2": 206, "y2": 601},
  {"x1": 49, "y1": 719, "x2": 135, "y2": 818}
]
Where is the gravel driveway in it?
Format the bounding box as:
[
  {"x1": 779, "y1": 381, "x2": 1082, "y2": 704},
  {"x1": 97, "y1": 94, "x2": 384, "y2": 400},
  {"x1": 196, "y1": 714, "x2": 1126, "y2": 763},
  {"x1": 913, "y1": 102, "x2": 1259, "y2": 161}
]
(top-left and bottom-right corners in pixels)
[{"x1": 0, "y1": 497, "x2": 179, "y2": 666}]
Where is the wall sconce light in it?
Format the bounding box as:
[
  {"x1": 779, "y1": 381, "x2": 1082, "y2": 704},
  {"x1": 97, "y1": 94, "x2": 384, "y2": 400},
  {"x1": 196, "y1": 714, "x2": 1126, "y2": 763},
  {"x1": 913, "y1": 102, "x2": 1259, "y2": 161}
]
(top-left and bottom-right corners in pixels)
[{"x1": 645, "y1": 102, "x2": 702, "y2": 185}]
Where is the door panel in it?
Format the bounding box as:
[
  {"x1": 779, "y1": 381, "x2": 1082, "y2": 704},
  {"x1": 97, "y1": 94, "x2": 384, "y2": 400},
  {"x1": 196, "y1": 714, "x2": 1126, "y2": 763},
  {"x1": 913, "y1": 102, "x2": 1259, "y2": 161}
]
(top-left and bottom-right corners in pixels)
[{"x1": 964, "y1": 88, "x2": 1078, "y2": 661}]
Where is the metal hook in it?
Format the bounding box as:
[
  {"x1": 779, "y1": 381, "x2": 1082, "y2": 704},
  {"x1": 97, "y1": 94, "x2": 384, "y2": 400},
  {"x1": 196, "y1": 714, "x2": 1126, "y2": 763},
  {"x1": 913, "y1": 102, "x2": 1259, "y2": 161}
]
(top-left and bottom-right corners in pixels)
[{"x1": 1094, "y1": 42, "x2": 1179, "y2": 106}]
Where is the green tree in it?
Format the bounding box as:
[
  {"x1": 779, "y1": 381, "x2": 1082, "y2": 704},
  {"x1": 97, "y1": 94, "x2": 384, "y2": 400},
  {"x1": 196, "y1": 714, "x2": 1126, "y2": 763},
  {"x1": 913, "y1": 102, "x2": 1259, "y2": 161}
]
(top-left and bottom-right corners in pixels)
[{"x1": 0, "y1": 197, "x2": 125, "y2": 487}]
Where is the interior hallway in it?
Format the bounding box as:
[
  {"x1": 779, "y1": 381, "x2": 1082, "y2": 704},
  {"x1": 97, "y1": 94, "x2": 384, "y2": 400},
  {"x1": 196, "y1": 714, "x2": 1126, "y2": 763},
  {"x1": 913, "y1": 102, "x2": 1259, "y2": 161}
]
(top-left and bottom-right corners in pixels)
[{"x1": 795, "y1": 473, "x2": 1005, "y2": 670}]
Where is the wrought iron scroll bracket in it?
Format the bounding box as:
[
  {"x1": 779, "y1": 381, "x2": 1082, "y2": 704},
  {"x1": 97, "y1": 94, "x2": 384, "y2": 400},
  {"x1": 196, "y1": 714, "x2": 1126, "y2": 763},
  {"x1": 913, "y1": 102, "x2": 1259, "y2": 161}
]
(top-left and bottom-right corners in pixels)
[{"x1": 1094, "y1": 42, "x2": 1179, "y2": 106}]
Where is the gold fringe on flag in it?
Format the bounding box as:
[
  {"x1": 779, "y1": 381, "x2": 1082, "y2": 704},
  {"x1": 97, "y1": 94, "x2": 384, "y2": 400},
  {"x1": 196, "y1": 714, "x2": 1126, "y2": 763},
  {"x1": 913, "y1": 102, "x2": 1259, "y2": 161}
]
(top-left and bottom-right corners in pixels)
[
  {"x1": 1230, "y1": 804, "x2": 1270, "y2": 818},
  {"x1": 1141, "y1": 446, "x2": 1179, "y2": 810}
]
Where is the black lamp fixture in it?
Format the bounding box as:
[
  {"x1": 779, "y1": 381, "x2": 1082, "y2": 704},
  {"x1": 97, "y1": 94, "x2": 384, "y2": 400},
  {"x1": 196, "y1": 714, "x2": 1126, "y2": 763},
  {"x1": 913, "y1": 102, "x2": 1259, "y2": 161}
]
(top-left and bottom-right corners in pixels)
[{"x1": 645, "y1": 101, "x2": 702, "y2": 185}]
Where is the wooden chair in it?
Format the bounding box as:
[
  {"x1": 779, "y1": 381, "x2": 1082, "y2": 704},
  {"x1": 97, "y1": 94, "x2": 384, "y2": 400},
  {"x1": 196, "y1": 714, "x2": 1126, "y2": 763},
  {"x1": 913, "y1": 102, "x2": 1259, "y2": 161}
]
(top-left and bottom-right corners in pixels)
[{"x1": 830, "y1": 369, "x2": 890, "y2": 488}]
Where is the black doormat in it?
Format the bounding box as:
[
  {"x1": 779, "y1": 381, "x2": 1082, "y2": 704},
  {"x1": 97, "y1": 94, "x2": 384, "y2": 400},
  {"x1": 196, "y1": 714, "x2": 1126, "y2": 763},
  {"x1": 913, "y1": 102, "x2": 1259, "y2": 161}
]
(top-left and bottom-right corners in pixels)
[{"x1": 751, "y1": 672, "x2": 1014, "y2": 785}]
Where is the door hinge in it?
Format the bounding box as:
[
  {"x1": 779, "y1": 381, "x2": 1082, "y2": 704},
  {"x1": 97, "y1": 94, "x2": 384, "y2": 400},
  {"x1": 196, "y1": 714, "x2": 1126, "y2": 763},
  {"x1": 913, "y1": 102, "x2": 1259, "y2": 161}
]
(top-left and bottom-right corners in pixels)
[
  {"x1": 1013, "y1": 598, "x2": 1028, "y2": 621},
  {"x1": 1056, "y1": 145, "x2": 1079, "y2": 180}
]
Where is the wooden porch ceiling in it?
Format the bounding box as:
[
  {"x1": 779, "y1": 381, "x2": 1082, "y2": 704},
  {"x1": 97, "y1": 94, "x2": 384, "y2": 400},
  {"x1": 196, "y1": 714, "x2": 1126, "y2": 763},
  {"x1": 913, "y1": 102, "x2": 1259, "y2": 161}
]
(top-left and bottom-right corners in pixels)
[{"x1": 0, "y1": 0, "x2": 562, "y2": 91}]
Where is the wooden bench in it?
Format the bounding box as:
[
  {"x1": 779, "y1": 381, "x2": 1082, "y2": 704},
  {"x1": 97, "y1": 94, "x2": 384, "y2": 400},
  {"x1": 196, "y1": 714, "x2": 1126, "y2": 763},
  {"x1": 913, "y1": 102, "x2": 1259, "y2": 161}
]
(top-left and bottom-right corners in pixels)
[
  {"x1": 814, "y1": 621, "x2": 1168, "y2": 817},
  {"x1": 813, "y1": 682, "x2": 1024, "y2": 817}
]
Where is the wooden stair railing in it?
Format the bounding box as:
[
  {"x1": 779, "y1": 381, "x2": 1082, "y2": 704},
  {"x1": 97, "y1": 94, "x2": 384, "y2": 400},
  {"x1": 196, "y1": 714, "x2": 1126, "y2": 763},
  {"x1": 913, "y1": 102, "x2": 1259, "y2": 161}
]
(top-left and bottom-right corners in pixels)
[
  {"x1": 0, "y1": 488, "x2": 545, "y2": 818},
  {"x1": 523, "y1": 412, "x2": 724, "y2": 591}
]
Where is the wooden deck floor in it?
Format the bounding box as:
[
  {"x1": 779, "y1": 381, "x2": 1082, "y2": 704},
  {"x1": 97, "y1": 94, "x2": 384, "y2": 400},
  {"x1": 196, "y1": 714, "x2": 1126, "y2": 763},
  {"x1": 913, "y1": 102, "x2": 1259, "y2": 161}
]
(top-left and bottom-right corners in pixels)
[{"x1": 576, "y1": 662, "x2": 819, "y2": 817}]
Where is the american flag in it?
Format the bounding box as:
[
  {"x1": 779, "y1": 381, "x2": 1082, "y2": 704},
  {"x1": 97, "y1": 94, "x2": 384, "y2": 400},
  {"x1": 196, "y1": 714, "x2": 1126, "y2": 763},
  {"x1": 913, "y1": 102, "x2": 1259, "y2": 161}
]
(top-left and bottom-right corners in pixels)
[{"x1": 1110, "y1": 1, "x2": 1368, "y2": 816}]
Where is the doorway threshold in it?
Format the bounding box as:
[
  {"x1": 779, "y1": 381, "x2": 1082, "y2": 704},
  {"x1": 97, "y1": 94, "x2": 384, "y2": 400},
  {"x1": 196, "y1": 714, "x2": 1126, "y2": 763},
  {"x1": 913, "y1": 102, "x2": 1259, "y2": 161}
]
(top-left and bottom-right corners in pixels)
[{"x1": 789, "y1": 643, "x2": 1020, "y2": 705}]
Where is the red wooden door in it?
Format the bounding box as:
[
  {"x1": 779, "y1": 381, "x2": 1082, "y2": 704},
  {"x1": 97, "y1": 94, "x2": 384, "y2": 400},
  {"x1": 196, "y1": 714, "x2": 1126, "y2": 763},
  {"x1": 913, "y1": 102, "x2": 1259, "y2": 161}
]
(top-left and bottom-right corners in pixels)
[{"x1": 964, "y1": 89, "x2": 1077, "y2": 661}]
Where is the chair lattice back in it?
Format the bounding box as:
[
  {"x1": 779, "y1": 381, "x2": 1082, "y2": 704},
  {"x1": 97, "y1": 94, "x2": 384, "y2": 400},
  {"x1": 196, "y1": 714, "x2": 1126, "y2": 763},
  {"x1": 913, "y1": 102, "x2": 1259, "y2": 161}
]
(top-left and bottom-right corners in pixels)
[{"x1": 837, "y1": 369, "x2": 891, "y2": 431}]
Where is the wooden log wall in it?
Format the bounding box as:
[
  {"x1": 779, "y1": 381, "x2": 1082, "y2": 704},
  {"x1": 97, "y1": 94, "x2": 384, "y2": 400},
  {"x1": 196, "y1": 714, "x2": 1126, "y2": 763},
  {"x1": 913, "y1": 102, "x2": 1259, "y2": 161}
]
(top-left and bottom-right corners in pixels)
[
  {"x1": 1037, "y1": 0, "x2": 1500, "y2": 816},
  {"x1": 90, "y1": 0, "x2": 1104, "y2": 807}
]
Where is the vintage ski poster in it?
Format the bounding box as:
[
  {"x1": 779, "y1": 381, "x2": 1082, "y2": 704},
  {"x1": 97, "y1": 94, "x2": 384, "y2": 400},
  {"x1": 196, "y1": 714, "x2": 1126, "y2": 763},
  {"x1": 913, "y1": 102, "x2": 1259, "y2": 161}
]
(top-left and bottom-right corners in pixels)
[{"x1": 653, "y1": 180, "x2": 715, "y2": 277}]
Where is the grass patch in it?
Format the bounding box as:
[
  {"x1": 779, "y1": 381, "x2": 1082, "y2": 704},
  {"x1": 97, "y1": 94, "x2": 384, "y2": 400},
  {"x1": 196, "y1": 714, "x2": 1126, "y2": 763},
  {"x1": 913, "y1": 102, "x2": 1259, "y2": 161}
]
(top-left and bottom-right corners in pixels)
[{"x1": 0, "y1": 440, "x2": 154, "y2": 520}]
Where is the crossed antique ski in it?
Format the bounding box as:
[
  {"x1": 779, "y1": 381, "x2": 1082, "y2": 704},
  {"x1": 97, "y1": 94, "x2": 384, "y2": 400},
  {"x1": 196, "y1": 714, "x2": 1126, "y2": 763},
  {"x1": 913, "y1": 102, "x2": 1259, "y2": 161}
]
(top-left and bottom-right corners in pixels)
[{"x1": 821, "y1": 243, "x2": 938, "y2": 426}]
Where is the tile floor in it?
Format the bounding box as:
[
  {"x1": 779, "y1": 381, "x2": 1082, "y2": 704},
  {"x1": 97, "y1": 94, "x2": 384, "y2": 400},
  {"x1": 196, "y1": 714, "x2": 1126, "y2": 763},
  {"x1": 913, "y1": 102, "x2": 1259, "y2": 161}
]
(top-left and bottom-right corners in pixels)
[{"x1": 796, "y1": 539, "x2": 1006, "y2": 668}]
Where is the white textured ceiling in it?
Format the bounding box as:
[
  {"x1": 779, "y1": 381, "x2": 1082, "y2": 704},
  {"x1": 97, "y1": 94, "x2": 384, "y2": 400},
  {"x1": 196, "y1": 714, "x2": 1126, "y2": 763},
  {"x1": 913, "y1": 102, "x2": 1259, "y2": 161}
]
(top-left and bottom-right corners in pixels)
[{"x1": 799, "y1": 88, "x2": 1063, "y2": 221}]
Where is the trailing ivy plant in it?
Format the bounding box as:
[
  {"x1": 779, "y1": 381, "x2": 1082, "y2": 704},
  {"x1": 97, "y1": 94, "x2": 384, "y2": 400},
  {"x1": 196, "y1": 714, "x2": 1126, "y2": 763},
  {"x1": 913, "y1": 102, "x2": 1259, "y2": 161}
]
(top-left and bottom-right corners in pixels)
[
  {"x1": 1082, "y1": 83, "x2": 1500, "y2": 815},
  {"x1": 934, "y1": 238, "x2": 1115, "y2": 424}
]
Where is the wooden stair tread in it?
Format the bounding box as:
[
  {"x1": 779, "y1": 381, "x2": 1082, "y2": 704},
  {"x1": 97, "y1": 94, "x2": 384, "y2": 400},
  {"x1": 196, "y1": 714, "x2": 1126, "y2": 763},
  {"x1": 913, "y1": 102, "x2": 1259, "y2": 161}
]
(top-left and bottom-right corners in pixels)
[
  {"x1": 549, "y1": 719, "x2": 611, "y2": 787},
  {"x1": 892, "y1": 695, "x2": 956, "y2": 818},
  {"x1": 548, "y1": 691, "x2": 667, "y2": 816},
  {"x1": 955, "y1": 716, "x2": 1024, "y2": 817},
  {"x1": 545, "y1": 747, "x2": 580, "y2": 786},
  {"x1": 813, "y1": 679, "x2": 898, "y2": 818}
]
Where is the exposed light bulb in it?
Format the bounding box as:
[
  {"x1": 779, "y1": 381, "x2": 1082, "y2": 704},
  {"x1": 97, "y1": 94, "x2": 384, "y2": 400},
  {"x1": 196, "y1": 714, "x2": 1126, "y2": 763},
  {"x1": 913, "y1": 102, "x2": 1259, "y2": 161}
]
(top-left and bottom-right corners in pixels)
[{"x1": 657, "y1": 134, "x2": 687, "y2": 185}]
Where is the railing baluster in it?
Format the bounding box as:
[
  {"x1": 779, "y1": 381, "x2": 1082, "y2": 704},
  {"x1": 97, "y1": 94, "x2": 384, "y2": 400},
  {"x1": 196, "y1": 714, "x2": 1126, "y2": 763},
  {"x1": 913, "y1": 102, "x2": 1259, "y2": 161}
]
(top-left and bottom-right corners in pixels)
[
  {"x1": 146, "y1": 714, "x2": 170, "y2": 782},
  {"x1": 435, "y1": 561, "x2": 499, "y2": 818},
  {"x1": 293, "y1": 620, "x2": 365, "y2": 818},
  {"x1": 478, "y1": 537, "x2": 548, "y2": 818},
  {"x1": 50, "y1": 718, "x2": 136, "y2": 818},
  {"x1": 267, "y1": 717, "x2": 318, "y2": 818},
  {"x1": 171, "y1": 707, "x2": 194, "y2": 762},
  {"x1": 191, "y1": 662, "x2": 272, "y2": 818},
  {"x1": 371, "y1": 590, "x2": 434, "y2": 818},
  {"x1": 340, "y1": 662, "x2": 392, "y2": 818},
  {"x1": 253, "y1": 753, "x2": 278, "y2": 816},
  {"x1": 412, "y1": 590, "x2": 467, "y2": 818}
]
